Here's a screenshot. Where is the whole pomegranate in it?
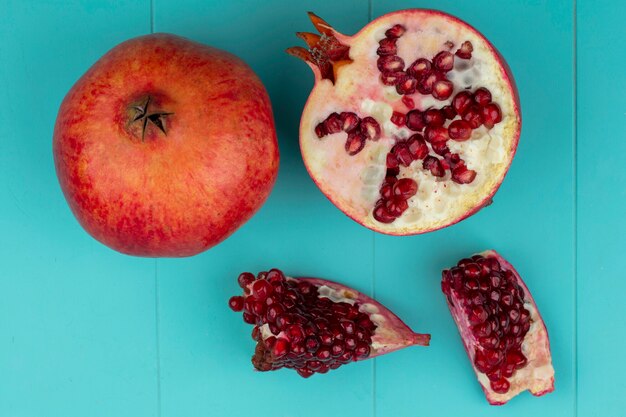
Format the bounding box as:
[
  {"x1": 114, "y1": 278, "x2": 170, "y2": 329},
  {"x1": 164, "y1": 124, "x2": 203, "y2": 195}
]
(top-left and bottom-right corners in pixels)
[
  {"x1": 53, "y1": 34, "x2": 279, "y2": 257},
  {"x1": 229, "y1": 269, "x2": 430, "y2": 377},
  {"x1": 289, "y1": 10, "x2": 520, "y2": 234},
  {"x1": 441, "y1": 250, "x2": 554, "y2": 404}
]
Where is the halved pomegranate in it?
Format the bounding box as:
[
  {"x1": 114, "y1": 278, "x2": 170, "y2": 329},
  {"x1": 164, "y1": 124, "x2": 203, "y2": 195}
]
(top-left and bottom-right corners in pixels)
[
  {"x1": 441, "y1": 250, "x2": 554, "y2": 405},
  {"x1": 229, "y1": 269, "x2": 430, "y2": 377},
  {"x1": 288, "y1": 10, "x2": 520, "y2": 234}
]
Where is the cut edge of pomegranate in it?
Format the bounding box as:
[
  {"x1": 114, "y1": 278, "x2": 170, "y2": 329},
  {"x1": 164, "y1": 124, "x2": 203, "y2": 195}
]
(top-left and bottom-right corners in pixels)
[
  {"x1": 299, "y1": 277, "x2": 431, "y2": 356},
  {"x1": 293, "y1": 9, "x2": 522, "y2": 236},
  {"x1": 443, "y1": 250, "x2": 554, "y2": 405}
]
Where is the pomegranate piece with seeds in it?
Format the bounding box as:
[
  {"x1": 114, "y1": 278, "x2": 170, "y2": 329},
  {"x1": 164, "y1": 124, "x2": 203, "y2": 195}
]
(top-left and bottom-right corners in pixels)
[
  {"x1": 441, "y1": 250, "x2": 555, "y2": 405},
  {"x1": 288, "y1": 10, "x2": 520, "y2": 235},
  {"x1": 230, "y1": 269, "x2": 430, "y2": 377}
]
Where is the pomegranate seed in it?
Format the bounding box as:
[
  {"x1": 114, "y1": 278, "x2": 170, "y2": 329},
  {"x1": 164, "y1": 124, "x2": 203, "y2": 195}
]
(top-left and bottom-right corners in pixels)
[
  {"x1": 377, "y1": 38, "x2": 397, "y2": 56},
  {"x1": 273, "y1": 338, "x2": 290, "y2": 357},
  {"x1": 360, "y1": 117, "x2": 381, "y2": 141},
  {"x1": 474, "y1": 350, "x2": 491, "y2": 373},
  {"x1": 331, "y1": 342, "x2": 345, "y2": 357},
  {"x1": 442, "y1": 105, "x2": 457, "y2": 119},
  {"x1": 469, "y1": 306, "x2": 489, "y2": 324},
  {"x1": 324, "y1": 112, "x2": 343, "y2": 134},
  {"x1": 453, "y1": 91, "x2": 473, "y2": 115},
  {"x1": 423, "y1": 156, "x2": 444, "y2": 177},
  {"x1": 379, "y1": 184, "x2": 393, "y2": 199},
  {"x1": 432, "y1": 79, "x2": 454, "y2": 100},
  {"x1": 345, "y1": 337, "x2": 357, "y2": 350},
  {"x1": 390, "y1": 111, "x2": 406, "y2": 126},
  {"x1": 451, "y1": 165, "x2": 477, "y2": 184},
  {"x1": 520, "y1": 308, "x2": 530, "y2": 323},
  {"x1": 407, "y1": 58, "x2": 432, "y2": 78},
  {"x1": 251, "y1": 326, "x2": 261, "y2": 341},
  {"x1": 305, "y1": 336, "x2": 320, "y2": 352},
  {"x1": 386, "y1": 152, "x2": 399, "y2": 169},
  {"x1": 267, "y1": 269, "x2": 285, "y2": 283},
  {"x1": 416, "y1": 71, "x2": 441, "y2": 94},
  {"x1": 407, "y1": 134, "x2": 429, "y2": 159},
  {"x1": 238, "y1": 272, "x2": 255, "y2": 289},
  {"x1": 433, "y1": 51, "x2": 454, "y2": 72},
  {"x1": 297, "y1": 368, "x2": 314, "y2": 378},
  {"x1": 396, "y1": 75, "x2": 418, "y2": 95},
  {"x1": 228, "y1": 296, "x2": 244, "y2": 311},
  {"x1": 345, "y1": 132, "x2": 366, "y2": 155},
  {"x1": 506, "y1": 350, "x2": 527, "y2": 369},
  {"x1": 431, "y1": 141, "x2": 449, "y2": 156},
  {"x1": 501, "y1": 293, "x2": 514, "y2": 308},
  {"x1": 385, "y1": 197, "x2": 408, "y2": 216},
  {"x1": 484, "y1": 349, "x2": 503, "y2": 366},
  {"x1": 355, "y1": 342, "x2": 370, "y2": 358},
  {"x1": 424, "y1": 126, "x2": 448, "y2": 143},
  {"x1": 455, "y1": 40, "x2": 473, "y2": 59},
  {"x1": 508, "y1": 308, "x2": 520, "y2": 324},
  {"x1": 380, "y1": 71, "x2": 405, "y2": 86},
  {"x1": 462, "y1": 105, "x2": 483, "y2": 129},
  {"x1": 424, "y1": 109, "x2": 445, "y2": 127},
  {"x1": 377, "y1": 55, "x2": 405, "y2": 72},
  {"x1": 393, "y1": 178, "x2": 418, "y2": 198},
  {"x1": 474, "y1": 321, "x2": 492, "y2": 338},
  {"x1": 385, "y1": 24, "x2": 406, "y2": 38},
  {"x1": 446, "y1": 153, "x2": 461, "y2": 166},
  {"x1": 480, "y1": 335, "x2": 500, "y2": 349},
  {"x1": 394, "y1": 143, "x2": 413, "y2": 166},
  {"x1": 317, "y1": 347, "x2": 332, "y2": 360},
  {"x1": 402, "y1": 96, "x2": 415, "y2": 109},
  {"x1": 447, "y1": 120, "x2": 472, "y2": 141},
  {"x1": 481, "y1": 103, "x2": 502, "y2": 129},
  {"x1": 473, "y1": 87, "x2": 492, "y2": 106},
  {"x1": 252, "y1": 280, "x2": 273, "y2": 300},
  {"x1": 340, "y1": 112, "x2": 360, "y2": 132},
  {"x1": 502, "y1": 363, "x2": 515, "y2": 378},
  {"x1": 266, "y1": 304, "x2": 283, "y2": 322},
  {"x1": 314, "y1": 123, "x2": 327, "y2": 138},
  {"x1": 486, "y1": 368, "x2": 502, "y2": 382},
  {"x1": 242, "y1": 312, "x2": 256, "y2": 324},
  {"x1": 490, "y1": 378, "x2": 510, "y2": 394},
  {"x1": 406, "y1": 110, "x2": 426, "y2": 131},
  {"x1": 373, "y1": 203, "x2": 395, "y2": 223}
]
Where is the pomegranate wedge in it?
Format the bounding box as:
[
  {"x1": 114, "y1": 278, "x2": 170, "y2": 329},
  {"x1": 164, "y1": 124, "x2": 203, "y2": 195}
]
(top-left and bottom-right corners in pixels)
[
  {"x1": 441, "y1": 250, "x2": 554, "y2": 405},
  {"x1": 289, "y1": 10, "x2": 520, "y2": 235},
  {"x1": 229, "y1": 269, "x2": 430, "y2": 377}
]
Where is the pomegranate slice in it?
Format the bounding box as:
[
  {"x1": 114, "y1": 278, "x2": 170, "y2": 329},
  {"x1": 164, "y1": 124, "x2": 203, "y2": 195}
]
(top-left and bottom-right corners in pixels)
[
  {"x1": 229, "y1": 269, "x2": 430, "y2": 377},
  {"x1": 441, "y1": 250, "x2": 554, "y2": 405},
  {"x1": 288, "y1": 10, "x2": 520, "y2": 234}
]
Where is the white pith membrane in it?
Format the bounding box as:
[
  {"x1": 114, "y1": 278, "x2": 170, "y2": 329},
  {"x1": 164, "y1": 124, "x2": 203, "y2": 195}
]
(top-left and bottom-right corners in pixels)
[
  {"x1": 446, "y1": 251, "x2": 554, "y2": 405},
  {"x1": 299, "y1": 10, "x2": 520, "y2": 234},
  {"x1": 254, "y1": 276, "x2": 427, "y2": 356}
]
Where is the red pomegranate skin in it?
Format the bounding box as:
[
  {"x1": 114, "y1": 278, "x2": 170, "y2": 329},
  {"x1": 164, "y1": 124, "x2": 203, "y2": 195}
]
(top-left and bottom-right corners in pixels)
[{"x1": 53, "y1": 34, "x2": 279, "y2": 257}]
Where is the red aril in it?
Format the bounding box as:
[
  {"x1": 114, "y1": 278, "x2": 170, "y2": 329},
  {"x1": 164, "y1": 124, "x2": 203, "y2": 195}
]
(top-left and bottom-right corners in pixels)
[
  {"x1": 288, "y1": 10, "x2": 520, "y2": 235},
  {"x1": 230, "y1": 269, "x2": 430, "y2": 377},
  {"x1": 441, "y1": 250, "x2": 554, "y2": 405}
]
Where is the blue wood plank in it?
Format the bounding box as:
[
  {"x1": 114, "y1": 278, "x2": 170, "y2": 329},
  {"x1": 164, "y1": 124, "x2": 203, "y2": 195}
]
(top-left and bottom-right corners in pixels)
[
  {"x1": 0, "y1": 1, "x2": 158, "y2": 416},
  {"x1": 577, "y1": 1, "x2": 626, "y2": 415},
  {"x1": 371, "y1": 1, "x2": 576, "y2": 415},
  {"x1": 152, "y1": 1, "x2": 374, "y2": 416}
]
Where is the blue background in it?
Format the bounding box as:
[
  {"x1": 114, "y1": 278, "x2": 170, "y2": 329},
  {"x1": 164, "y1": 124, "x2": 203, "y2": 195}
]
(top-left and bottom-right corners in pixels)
[{"x1": 0, "y1": 0, "x2": 623, "y2": 416}]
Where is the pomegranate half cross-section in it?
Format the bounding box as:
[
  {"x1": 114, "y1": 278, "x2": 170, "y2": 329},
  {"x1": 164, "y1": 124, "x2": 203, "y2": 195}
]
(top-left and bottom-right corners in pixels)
[
  {"x1": 229, "y1": 269, "x2": 430, "y2": 377},
  {"x1": 288, "y1": 10, "x2": 521, "y2": 234},
  {"x1": 441, "y1": 250, "x2": 554, "y2": 405}
]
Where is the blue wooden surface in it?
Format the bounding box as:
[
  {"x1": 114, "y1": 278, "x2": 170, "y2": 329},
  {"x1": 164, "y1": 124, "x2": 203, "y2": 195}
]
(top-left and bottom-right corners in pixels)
[{"x1": 0, "y1": 0, "x2": 623, "y2": 416}]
